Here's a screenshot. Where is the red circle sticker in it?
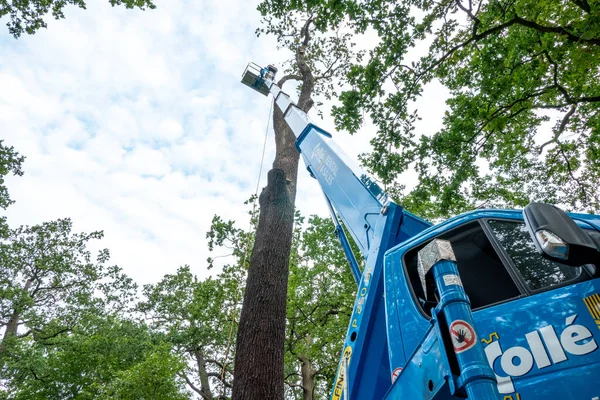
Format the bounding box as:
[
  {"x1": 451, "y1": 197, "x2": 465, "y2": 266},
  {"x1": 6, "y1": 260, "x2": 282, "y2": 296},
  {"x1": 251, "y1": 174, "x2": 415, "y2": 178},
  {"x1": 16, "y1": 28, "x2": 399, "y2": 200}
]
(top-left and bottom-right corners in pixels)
[
  {"x1": 391, "y1": 367, "x2": 402, "y2": 383},
  {"x1": 449, "y1": 320, "x2": 476, "y2": 353}
]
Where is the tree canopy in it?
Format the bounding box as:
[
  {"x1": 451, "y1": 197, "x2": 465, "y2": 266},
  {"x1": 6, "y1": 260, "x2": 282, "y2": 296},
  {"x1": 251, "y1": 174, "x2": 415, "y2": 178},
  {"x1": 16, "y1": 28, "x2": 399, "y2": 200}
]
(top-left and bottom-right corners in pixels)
[
  {"x1": 314, "y1": 0, "x2": 600, "y2": 219},
  {"x1": 1, "y1": 0, "x2": 155, "y2": 38}
]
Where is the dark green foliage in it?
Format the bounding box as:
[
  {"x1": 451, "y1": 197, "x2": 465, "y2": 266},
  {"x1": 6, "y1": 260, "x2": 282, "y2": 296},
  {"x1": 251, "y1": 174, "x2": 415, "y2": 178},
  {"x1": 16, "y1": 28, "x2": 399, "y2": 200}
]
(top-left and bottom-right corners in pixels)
[
  {"x1": 0, "y1": 141, "x2": 23, "y2": 237},
  {"x1": 0, "y1": 218, "x2": 186, "y2": 399},
  {"x1": 285, "y1": 214, "x2": 357, "y2": 398},
  {"x1": 308, "y1": 0, "x2": 600, "y2": 218},
  {"x1": 1, "y1": 317, "x2": 186, "y2": 400}
]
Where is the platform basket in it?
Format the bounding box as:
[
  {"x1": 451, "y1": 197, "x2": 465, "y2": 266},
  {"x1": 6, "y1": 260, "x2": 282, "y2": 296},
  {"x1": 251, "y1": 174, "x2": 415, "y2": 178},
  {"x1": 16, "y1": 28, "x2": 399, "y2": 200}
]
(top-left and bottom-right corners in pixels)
[{"x1": 241, "y1": 62, "x2": 270, "y2": 96}]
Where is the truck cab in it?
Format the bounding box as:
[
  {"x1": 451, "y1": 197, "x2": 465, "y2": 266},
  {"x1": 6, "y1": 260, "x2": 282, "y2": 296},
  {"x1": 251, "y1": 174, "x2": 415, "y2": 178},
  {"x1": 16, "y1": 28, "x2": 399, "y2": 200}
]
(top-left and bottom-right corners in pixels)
[{"x1": 384, "y1": 210, "x2": 600, "y2": 399}]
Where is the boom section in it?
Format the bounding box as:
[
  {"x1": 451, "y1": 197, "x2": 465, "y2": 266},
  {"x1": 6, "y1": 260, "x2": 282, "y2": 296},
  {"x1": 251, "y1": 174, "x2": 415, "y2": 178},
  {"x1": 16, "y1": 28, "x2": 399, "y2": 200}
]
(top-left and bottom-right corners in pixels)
[{"x1": 267, "y1": 79, "x2": 388, "y2": 259}]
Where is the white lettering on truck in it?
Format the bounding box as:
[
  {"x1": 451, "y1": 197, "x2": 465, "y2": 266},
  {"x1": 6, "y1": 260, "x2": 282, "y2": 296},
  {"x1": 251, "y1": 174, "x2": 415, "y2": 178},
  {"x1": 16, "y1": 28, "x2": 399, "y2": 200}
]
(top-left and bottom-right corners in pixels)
[{"x1": 484, "y1": 314, "x2": 598, "y2": 394}]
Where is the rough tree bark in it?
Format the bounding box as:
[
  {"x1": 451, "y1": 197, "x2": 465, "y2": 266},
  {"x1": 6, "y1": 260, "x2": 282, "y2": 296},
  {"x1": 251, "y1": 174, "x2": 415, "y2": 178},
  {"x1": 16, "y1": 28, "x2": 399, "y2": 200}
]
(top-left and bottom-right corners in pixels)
[
  {"x1": 232, "y1": 18, "x2": 315, "y2": 400},
  {"x1": 231, "y1": 169, "x2": 294, "y2": 399}
]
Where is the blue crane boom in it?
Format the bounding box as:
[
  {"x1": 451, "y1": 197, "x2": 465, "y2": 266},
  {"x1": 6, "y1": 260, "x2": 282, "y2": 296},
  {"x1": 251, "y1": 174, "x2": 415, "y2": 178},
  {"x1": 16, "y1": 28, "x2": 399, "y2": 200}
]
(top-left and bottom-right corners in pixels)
[{"x1": 241, "y1": 62, "x2": 600, "y2": 400}]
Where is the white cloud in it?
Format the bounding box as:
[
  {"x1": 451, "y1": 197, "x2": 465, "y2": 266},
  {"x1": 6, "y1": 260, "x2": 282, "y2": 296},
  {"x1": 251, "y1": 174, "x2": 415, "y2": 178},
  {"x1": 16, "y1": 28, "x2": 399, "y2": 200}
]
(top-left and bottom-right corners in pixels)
[{"x1": 1, "y1": 0, "x2": 447, "y2": 287}]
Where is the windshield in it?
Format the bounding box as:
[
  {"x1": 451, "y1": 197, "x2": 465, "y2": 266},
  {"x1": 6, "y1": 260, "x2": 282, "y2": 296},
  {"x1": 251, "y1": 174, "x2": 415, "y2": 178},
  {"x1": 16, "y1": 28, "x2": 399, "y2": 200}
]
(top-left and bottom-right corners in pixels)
[{"x1": 488, "y1": 220, "x2": 591, "y2": 291}]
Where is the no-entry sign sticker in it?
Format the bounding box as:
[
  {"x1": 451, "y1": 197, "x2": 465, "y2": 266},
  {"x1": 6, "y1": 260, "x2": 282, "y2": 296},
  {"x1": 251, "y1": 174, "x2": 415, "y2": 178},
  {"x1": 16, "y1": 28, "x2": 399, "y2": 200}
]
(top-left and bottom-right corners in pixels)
[{"x1": 449, "y1": 320, "x2": 476, "y2": 353}]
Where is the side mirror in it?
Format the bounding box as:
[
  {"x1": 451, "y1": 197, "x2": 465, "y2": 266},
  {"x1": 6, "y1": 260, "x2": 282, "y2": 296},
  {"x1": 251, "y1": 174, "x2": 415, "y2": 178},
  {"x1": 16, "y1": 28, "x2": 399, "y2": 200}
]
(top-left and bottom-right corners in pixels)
[{"x1": 523, "y1": 203, "x2": 600, "y2": 266}]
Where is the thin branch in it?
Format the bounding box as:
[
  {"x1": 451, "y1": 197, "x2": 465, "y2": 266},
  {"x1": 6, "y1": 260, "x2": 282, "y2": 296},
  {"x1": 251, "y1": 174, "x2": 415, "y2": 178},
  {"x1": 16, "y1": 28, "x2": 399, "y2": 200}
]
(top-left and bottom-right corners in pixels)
[
  {"x1": 568, "y1": 0, "x2": 591, "y2": 12},
  {"x1": 284, "y1": 371, "x2": 300, "y2": 381},
  {"x1": 207, "y1": 372, "x2": 233, "y2": 389},
  {"x1": 538, "y1": 104, "x2": 577, "y2": 154},
  {"x1": 179, "y1": 373, "x2": 209, "y2": 399},
  {"x1": 206, "y1": 358, "x2": 233, "y2": 375},
  {"x1": 284, "y1": 380, "x2": 305, "y2": 390},
  {"x1": 559, "y1": 147, "x2": 588, "y2": 203}
]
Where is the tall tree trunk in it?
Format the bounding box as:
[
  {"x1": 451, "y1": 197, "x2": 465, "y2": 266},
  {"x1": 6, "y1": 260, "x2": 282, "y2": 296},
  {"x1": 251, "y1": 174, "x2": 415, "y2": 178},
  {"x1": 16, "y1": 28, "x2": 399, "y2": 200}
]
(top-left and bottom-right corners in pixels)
[
  {"x1": 194, "y1": 347, "x2": 214, "y2": 400},
  {"x1": 232, "y1": 169, "x2": 295, "y2": 399},
  {"x1": 299, "y1": 354, "x2": 317, "y2": 400},
  {"x1": 232, "y1": 18, "x2": 316, "y2": 399},
  {"x1": 2, "y1": 278, "x2": 32, "y2": 341}
]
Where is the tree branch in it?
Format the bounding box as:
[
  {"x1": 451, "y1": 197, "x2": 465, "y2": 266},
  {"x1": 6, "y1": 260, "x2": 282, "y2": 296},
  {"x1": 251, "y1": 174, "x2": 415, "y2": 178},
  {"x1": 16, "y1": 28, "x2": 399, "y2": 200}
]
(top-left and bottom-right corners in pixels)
[
  {"x1": 559, "y1": 146, "x2": 588, "y2": 203},
  {"x1": 179, "y1": 373, "x2": 209, "y2": 400},
  {"x1": 206, "y1": 358, "x2": 233, "y2": 375},
  {"x1": 514, "y1": 16, "x2": 599, "y2": 45},
  {"x1": 538, "y1": 104, "x2": 577, "y2": 154},
  {"x1": 207, "y1": 372, "x2": 233, "y2": 389},
  {"x1": 277, "y1": 74, "x2": 303, "y2": 87},
  {"x1": 568, "y1": 0, "x2": 591, "y2": 12}
]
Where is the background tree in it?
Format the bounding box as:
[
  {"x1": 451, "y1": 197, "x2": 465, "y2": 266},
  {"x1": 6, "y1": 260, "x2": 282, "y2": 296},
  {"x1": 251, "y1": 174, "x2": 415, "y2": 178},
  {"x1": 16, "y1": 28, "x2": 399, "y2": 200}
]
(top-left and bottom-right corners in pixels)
[
  {"x1": 1, "y1": 316, "x2": 187, "y2": 399},
  {"x1": 284, "y1": 215, "x2": 356, "y2": 400},
  {"x1": 0, "y1": 218, "x2": 136, "y2": 347},
  {"x1": 0, "y1": 141, "x2": 23, "y2": 237},
  {"x1": 0, "y1": 217, "x2": 190, "y2": 399},
  {"x1": 139, "y1": 210, "x2": 252, "y2": 400},
  {"x1": 139, "y1": 266, "x2": 238, "y2": 400},
  {"x1": 1, "y1": 0, "x2": 156, "y2": 38},
  {"x1": 327, "y1": 0, "x2": 600, "y2": 219},
  {"x1": 233, "y1": 3, "x2": 359, "y2": 398}
]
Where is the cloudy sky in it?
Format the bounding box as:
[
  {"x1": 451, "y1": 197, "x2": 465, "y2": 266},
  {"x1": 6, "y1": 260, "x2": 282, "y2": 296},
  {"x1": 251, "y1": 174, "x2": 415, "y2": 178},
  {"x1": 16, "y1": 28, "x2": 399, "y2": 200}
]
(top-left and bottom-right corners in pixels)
[{"x1": 0, "y1": 0, "x2": 447, "y2": 285}]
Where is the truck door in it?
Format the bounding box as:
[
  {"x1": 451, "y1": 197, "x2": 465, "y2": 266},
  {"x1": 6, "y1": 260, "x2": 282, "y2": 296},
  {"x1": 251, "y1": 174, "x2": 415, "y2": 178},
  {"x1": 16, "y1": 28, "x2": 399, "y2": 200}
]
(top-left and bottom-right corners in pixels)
[
  {"x1": 385, "y1": 217, "x2": 599, "y2": 399},
  {"x1": 480, "y1": 219, "x2": 599, "y2": 400}
]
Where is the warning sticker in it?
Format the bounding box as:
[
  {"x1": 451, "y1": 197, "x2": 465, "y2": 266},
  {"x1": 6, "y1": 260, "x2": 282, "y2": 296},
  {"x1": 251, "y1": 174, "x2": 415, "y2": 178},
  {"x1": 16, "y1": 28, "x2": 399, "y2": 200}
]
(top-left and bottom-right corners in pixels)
[
  {"x1": 391, "y1": 367, "x2": 403, "y2": 383},
  {"x1": 443, "y1": 274, "x2": 462, "y2": 287},
  {"x1": 449, "y1": 320, "x2": 476, "y2": 353},
  {"x1": 331, "y1": 346, "x2": 352, "y2": 400}
]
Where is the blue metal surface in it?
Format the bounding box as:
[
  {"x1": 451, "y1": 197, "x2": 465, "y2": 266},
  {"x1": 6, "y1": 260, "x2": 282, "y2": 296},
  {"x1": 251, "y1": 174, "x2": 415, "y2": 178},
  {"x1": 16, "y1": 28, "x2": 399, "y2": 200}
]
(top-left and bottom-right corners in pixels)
[
  {"x1": 323, "y1": 191, "x2": 362, "y2": 284},
  {"x1": 328, "y1": 203, "x2": 430, "y2": 400},
  {"x1": 476, "y1": 280, "x2": 600, "y2": 399},
  {"x1": 384, "y1": 210, "x2": 600, "y2": 400},
  {"x1": 296, "y1": 123, "x2": 388, "y2": 258},
  {"x1": 430, "y1": 259, "x2": 499, "y2": 398},
  {"x1": 384, "y1": 322, "x2": 454, "y2": 399}
]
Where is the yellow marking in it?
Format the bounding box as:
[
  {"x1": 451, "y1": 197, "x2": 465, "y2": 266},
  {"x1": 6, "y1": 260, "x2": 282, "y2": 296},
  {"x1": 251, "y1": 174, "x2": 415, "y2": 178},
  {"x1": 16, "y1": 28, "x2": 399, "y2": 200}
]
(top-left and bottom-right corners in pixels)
[
  {"x1": 583, "y1": 297, "x2": 596, "y2": 319},
  {"x1": 584, "y1": 294, "x2": 600, "y2": 320},
  {"x1": 482, "y1": 332, "x2": 499, "y2": 345},
  {"x1": 594, "y1": 294, "x2": 600, "y2": 316},
  {"x1": 331, "y1": 346, "x2": 352, "y2": 400}
]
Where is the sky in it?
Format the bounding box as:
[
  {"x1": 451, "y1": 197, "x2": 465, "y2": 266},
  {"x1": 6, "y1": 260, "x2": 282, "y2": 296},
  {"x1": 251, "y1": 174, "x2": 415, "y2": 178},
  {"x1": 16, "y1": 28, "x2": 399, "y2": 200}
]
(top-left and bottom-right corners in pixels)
[{"x1": 0, "y1": 0, "x2": 448, "y2": 285}]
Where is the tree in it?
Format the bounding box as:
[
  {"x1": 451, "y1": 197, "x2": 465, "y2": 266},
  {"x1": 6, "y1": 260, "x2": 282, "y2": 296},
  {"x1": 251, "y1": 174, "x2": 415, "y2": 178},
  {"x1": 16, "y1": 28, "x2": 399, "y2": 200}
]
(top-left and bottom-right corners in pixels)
[
  {"x1": 139, "y1": 211, "x2": 252, "y2": 400},
  {"x1": 1, "y1": 0, "x2": 156, "y2": 38},
  {"x1": 0, "y1": 218, "x2": 135, "y2": 347},
  {"x1": 1, "y1": 316, "x2": 188, "y2": 400},
  {"x1": 0, "y1": 140, "x2": 24, "y2": 237},
  {"x1": 0, "y1": 218, "x2": 191, "y2": 399},
  {"x1": 233, "y1": 3, "x2": 359, "y2": 398},
  {"x1": 139, "y1": 266, "x2": 238, "y2": 400},
  {"x1": 284, "y1": 215, "x2": 356, "y2": 400},
  {"x1": 200, "y1": 207, "x2": 356, "y2": 400},
  {"x1": 326, "y1": 0, "x2": 600, "y2": 219}
]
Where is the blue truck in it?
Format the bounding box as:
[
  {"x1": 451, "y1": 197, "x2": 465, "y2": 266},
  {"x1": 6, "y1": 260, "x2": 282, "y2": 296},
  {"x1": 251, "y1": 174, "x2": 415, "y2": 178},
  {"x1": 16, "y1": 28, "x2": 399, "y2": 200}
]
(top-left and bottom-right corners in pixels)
[{"x1": 242, "y1": 62, "x2": 600, "y2": 400}]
